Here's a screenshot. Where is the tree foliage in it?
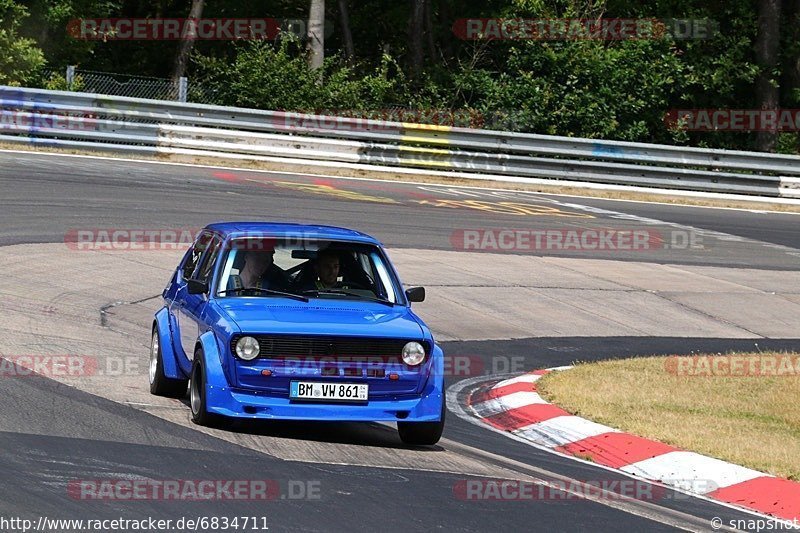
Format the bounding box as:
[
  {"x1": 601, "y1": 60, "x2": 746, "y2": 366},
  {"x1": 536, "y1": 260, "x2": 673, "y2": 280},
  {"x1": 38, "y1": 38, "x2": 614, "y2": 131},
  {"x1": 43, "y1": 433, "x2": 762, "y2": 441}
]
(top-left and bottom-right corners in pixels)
[
  {"x1": 194, "y1": 39, "x2": 407, "y2": 111},
  {"x1": 6, "y1": 0, "x2": 800, "y2": 152},
  {"x1": 0, "y1": 0, "x2": 45, "y2": 86}
]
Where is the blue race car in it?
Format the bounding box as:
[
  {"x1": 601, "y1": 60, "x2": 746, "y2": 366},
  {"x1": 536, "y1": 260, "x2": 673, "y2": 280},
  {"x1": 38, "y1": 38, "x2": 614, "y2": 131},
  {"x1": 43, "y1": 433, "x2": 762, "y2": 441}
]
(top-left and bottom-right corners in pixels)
[{"x1": 149, "y1": 222, "x2": 445, "y2": 445}]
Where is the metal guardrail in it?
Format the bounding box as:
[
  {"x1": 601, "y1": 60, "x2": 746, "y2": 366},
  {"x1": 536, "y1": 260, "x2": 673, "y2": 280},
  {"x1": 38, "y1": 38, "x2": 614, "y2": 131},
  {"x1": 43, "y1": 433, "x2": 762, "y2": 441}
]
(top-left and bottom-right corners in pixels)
[{"x1": 1, "y1": 86, "x2": 799, "y2": 199}]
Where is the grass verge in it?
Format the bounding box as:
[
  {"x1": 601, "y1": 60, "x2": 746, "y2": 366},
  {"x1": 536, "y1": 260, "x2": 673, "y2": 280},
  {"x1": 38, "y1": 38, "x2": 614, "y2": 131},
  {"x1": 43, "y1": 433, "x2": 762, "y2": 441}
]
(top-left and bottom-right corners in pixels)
[{"x1": 536, "y1": 354, "x2": 800, "y2": 480}]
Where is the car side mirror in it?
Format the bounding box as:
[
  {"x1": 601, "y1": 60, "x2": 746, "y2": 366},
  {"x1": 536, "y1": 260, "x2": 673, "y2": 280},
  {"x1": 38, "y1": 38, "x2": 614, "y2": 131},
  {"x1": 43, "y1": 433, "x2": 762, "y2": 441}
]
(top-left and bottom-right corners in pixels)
[
  {"x1": 405, "y1": 287, "x2": 425, "y2": 303},
  {"x1": 187, "y1": 278, "x2": 209, "y2": 295}
]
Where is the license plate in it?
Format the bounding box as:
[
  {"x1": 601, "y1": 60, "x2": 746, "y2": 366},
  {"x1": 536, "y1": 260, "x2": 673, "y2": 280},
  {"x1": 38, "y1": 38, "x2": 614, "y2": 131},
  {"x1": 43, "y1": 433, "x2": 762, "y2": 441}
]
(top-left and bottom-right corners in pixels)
[{"x1": 290, "y1": 381, "x2": 369, "y2": 401}]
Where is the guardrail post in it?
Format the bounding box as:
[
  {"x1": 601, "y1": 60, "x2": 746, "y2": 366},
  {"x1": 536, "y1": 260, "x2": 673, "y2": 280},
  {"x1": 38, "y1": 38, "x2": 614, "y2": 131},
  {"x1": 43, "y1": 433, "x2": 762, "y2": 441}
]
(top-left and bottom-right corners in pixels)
[
  {"x1": 66, "y1": 66, "x2": 76, "y2": 91},
  {"x1": 178, "y1": 77, "x2": 188, "y2": 103}
]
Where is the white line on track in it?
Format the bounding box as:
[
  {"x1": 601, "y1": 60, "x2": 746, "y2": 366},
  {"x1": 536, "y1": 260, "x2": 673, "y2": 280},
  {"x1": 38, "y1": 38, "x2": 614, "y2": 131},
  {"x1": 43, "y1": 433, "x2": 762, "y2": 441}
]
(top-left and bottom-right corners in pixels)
[{"x1": 2, "y1": 147, "x2": 799, "y2": 215}]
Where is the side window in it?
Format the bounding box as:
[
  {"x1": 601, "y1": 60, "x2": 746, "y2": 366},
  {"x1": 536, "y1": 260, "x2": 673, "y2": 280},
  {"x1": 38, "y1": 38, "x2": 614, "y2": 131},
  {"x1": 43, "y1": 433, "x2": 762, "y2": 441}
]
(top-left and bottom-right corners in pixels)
[
  {"x1": 194, "y1": 236, "x2": 223, "y2": 284},
  {"x1": 182, "y1": 232, "x2": 213, "y2": 280}
]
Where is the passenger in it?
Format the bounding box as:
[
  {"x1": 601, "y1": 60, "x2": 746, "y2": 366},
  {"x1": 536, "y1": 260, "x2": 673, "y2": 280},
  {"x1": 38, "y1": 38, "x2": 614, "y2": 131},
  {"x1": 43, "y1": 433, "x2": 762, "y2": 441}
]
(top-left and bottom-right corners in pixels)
[{"x1": 229, "y1": 249, "x2": 289, "y2": 291}]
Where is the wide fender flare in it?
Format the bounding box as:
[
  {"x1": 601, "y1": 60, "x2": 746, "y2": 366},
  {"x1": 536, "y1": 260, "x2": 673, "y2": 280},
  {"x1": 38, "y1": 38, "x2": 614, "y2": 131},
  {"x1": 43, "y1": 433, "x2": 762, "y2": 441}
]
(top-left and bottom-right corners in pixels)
[
  {"x1": 153, "y1": 308, "x2": 185, "y2": 380},
  {"x1": 431, "y1": 343, "x2": 445, "y2": 390},
  {"x1": 412, "y1": 343, "x2": 446, "y2": 420},
  {"x1": 197, "y1": 330, "x2": 228, "y2": 388}
]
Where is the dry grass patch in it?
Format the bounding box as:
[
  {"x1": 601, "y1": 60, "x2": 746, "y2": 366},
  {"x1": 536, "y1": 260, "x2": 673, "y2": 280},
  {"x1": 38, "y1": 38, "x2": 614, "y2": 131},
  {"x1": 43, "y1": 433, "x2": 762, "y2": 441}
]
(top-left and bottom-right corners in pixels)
[{"x1": 536, "y1": 354, "x2": 800, "y2": 480}]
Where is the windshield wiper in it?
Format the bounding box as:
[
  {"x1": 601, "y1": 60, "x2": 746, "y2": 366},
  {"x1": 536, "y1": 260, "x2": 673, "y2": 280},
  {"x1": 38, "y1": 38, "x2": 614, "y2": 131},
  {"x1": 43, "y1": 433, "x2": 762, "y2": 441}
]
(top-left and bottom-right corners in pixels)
[
  {"x1": 217, "y1": 287, "x2": 309, "y2": 302},
  {"x1": 300, "y1": 289, "x2": 395, "y2": 307}
]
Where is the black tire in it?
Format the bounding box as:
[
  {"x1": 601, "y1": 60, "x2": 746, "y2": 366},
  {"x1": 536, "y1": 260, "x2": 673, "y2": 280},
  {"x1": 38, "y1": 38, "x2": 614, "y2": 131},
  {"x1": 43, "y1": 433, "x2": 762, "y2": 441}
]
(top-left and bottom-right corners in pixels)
[
  {"x1": 398, "y1": 394, "x2": 446, "y2": 446},
  {"x1": 189, "y1": 352, "x2": 225, "y2": 427},
  {"x1": 149, "y1": 328, "x2": 188, "y2": 398}
]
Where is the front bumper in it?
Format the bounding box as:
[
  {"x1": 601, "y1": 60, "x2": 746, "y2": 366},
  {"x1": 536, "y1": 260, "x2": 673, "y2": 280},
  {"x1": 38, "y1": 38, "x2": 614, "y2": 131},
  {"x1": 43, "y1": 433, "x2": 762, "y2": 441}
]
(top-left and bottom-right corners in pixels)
[{"x1": 205, "y1": 379, "x2": 443, "y2": 421}]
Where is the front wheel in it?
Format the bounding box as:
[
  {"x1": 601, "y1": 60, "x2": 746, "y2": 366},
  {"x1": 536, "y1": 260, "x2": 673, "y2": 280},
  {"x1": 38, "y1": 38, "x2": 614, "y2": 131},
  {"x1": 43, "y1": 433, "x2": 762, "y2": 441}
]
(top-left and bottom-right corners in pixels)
[
  {"x1": 398, "y1": 395, "x2": 446, "y2": 446},
  {"x1": 189, "y1": 353, "x2": 225, "y2": 427},
  {"x1": 149, "y1": 328, "x2": 188, "y2": 398}
]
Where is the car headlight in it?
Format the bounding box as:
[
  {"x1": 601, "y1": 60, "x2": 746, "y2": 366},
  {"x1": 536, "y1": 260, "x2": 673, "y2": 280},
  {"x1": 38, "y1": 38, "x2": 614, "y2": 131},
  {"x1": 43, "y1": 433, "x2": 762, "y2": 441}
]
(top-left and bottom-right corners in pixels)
[
  {"x1": 235, "y1": 336, "x2": 260, "y2": 361},
  {"x1": 402, "y1": 341, "x2": 426, "y2": 366}
]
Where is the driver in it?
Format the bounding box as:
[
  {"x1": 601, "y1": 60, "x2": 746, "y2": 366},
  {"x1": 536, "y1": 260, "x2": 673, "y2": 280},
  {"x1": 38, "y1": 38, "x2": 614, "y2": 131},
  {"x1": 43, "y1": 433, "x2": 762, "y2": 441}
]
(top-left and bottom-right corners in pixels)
[
  {"x1": 312, "y1": 248, "x2": 341, "y2": 290},
  {"x1": 298, "y1": 248, "x2": 376, "y2": 293}
]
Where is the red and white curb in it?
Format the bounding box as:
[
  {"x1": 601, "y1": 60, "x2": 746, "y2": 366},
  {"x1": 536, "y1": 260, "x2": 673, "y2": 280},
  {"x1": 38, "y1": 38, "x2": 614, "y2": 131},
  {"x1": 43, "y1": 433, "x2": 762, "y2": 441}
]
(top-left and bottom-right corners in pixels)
[{"x1": 449, "y1": 367, "x2": 800, "y2": 523}]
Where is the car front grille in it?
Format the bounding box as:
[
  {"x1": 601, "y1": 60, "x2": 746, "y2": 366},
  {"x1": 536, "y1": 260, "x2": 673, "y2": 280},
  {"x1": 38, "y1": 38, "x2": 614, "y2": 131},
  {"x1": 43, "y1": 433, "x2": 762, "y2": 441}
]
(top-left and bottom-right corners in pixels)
[{"x1": 231, "y1": 334, "x2": 428, "y2": 361}]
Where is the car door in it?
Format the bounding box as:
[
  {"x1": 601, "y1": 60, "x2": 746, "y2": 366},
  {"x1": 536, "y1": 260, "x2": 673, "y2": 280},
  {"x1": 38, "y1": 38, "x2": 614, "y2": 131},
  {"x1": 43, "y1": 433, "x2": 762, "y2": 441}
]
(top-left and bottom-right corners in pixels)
[
  {"x1": 168, "y1": 231, "x2": 214, "y2": 365},
  {"x1": 179, "y1": 234, "x2": 223, "y2": 362}
]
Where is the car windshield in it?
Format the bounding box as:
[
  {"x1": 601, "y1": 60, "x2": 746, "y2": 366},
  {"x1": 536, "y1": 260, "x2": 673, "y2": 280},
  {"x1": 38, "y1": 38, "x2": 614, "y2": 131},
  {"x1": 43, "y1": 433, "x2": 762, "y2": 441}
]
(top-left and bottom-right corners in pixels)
[{"x1": 215, "y1": 237, "x2": 400, "y2": 304}]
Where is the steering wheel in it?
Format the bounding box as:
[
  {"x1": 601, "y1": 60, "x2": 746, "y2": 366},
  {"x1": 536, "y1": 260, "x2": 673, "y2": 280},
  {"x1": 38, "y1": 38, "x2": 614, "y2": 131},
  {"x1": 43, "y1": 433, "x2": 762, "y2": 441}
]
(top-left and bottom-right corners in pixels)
[{"x1": 340, "y1": 280, "x2": 371, "y2": 291}]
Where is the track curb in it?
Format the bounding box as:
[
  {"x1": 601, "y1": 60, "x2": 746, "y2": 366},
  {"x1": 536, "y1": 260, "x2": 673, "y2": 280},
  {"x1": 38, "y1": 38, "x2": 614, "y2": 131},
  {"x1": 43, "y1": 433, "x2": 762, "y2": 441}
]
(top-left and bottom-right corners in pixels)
[{"x1": 465, "y1": 367, "x2": 800, "y2": 522}]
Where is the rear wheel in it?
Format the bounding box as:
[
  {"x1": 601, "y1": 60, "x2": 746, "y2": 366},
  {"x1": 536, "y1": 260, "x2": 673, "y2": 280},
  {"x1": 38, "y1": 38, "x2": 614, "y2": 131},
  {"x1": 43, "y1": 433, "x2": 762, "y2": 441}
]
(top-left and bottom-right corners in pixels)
[
  {"x1": 149, "y1": 328, "x2": 188, "y2": 397},
  {"x1": 189, "y1": 352, "x2": 225, "y2": 427},
  {"x1": 398, "y1": 394, "x2": 446, "y2": 446}
]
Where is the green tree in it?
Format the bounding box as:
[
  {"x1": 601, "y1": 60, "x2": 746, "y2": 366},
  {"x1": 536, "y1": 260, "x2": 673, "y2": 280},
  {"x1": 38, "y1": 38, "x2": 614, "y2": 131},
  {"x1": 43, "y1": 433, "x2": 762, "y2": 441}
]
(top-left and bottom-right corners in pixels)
[
  {"x1": 194, "y1": 40, "x2": 407, "y2": 111},
  {"x1": 22, "y1": 0, "x2": 121, "y2": 71},
  {"x1": 0, "y1": 0, "x2": 45, "y2": 86}
]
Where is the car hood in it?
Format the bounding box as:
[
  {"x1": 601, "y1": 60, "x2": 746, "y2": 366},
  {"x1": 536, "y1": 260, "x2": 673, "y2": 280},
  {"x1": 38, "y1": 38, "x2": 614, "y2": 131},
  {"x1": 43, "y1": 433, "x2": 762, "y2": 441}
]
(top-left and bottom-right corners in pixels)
[{"x1": 216, "y1": 300, "x2": 425, "y2": 339}]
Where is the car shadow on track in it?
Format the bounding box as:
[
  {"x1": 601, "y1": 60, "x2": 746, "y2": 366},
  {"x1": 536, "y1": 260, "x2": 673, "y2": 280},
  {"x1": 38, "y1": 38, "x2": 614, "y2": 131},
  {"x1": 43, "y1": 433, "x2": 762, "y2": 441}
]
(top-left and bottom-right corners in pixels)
[{"x1": 175, "y1": 397, "x2": 445, "y2": 452}]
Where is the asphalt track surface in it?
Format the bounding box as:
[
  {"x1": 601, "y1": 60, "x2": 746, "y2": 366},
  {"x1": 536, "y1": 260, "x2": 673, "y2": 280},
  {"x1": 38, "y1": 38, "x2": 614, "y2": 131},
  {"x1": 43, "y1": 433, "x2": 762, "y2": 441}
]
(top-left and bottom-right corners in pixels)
[
  {"x1": 3, "y1": 151, "x2": 800, "y2": 268},
  {"x1": 1, "y1": 150, "x2": 799, "y2": 532}
]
